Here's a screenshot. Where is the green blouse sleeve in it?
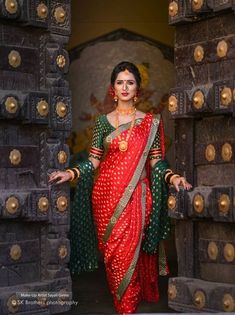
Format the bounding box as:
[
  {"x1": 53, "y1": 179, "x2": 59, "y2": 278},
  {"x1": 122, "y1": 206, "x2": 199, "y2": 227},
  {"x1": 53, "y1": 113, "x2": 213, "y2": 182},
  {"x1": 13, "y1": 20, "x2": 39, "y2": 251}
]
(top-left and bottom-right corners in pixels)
[
  {"x1": 149, "y1": 125, "x2": 162, "y2": 160},
  {"x1": 89, "y1": 116, "x2": 105, "y2": 160}
]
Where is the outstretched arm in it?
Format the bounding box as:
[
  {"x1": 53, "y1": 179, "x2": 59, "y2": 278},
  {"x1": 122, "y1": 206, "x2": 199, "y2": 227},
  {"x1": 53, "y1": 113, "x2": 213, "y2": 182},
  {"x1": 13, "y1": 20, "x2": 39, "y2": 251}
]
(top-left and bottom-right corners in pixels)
[{"x1": 48, "y1": 116, "x2": 104, "y2": 184}]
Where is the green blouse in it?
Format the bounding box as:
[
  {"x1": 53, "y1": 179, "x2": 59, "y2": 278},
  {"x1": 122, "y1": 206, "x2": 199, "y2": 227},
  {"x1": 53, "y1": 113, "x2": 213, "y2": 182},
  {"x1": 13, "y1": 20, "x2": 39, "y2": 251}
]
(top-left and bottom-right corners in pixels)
[{"x1": 89, "y1": 114, "x2": 162, "y2": 160}]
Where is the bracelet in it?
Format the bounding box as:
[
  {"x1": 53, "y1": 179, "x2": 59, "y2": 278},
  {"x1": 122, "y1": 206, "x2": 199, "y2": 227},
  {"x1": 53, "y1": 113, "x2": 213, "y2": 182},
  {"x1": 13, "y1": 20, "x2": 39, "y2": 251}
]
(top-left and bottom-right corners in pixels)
[
  {"x1": 170, "y1": 174, "x2": 180, "y2": 185},
  {"x1": 69, "y1": 167, "x2": 81, "y2": 181},
  {"x1": 66, "y1": 169, "x2": 75, "y2": 181},
  {"x1": 72, "y1": 167, "x2": 80, "y2": 179},
  {"x1": 166, "y1": 173, "x2": 174, "y2": 184},
  {"x1": 165, "y1": 171, "x2": 174, "y2": 183},
  {"x1": 164, "y1": 169, "x2": 174, "y2": 183}
]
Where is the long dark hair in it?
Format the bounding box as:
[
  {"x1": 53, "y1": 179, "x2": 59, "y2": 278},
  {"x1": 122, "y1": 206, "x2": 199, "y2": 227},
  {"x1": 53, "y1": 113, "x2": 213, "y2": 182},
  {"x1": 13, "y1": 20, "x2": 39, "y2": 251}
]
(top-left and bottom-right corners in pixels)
[{"x1": 110, "y1": 61, "x2": 141, "y2": 89}]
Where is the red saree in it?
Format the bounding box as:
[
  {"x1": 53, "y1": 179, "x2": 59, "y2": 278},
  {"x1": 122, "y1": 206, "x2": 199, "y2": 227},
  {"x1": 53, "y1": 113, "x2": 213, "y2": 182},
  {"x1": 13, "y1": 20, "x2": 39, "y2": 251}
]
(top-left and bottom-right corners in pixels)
[{"x1": 92, "y1": 113, "x2": 161, "y2": 314}]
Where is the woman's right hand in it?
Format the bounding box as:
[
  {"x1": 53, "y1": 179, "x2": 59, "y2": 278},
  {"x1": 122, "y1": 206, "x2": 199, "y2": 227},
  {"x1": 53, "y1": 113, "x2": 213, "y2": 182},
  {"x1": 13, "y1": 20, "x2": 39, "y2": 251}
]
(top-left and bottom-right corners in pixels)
[
  {"x1": 48, "y1": 170, "x2": 72, "y2": 185},
  {"x1": 171, "y1": 176, "x2": 192, "y2": 192}
]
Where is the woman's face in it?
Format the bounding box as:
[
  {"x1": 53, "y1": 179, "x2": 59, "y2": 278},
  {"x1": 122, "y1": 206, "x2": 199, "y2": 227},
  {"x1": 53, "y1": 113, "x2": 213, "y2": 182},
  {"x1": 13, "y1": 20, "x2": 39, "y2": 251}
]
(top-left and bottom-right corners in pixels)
[{"x1": 114, "y1": 70, "x2": 138, "y2": 103}]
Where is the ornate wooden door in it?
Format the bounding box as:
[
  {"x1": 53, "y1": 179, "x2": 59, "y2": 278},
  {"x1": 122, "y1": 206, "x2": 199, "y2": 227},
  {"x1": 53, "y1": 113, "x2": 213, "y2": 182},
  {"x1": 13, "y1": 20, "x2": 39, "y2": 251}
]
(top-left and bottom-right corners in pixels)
[
  {"x1": 0, "y1": 1, "x2": 72, "y2": 314},
  {"x1": 167, "y1": 0, "x2": 235, "y2": 312}
]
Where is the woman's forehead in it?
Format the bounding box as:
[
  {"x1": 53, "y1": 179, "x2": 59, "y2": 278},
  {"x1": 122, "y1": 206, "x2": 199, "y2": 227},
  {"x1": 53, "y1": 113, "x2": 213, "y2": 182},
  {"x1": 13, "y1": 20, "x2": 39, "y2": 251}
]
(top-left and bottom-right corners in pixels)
[{"x1": 115, "y1": 71, "x2": 136, "y2": 81}]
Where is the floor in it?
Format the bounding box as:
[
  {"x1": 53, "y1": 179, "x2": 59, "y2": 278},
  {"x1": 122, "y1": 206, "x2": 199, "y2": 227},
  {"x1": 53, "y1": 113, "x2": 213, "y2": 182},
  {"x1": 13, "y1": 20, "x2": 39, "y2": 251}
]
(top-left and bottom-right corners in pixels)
[{"x1": 64, "y1": 256, "x2": 177, "y2": 315}]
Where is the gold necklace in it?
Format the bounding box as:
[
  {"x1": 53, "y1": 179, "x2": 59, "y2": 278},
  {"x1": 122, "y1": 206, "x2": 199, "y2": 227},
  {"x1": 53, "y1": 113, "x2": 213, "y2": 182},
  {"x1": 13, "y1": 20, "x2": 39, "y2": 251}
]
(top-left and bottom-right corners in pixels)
[
  {"x1": 115, "y1": 108, "x2": 136, "y2": 152},
  {"x1": 116, "y1": 106, "x2": 135, "y2": 115}
]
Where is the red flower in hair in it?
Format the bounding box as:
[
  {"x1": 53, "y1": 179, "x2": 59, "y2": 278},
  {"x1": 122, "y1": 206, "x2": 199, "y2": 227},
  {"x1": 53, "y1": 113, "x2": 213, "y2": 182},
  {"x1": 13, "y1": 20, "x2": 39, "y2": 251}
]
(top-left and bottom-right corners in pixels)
[{"x1": 108, "y1": 84, "x2": 115, "y2": 97}]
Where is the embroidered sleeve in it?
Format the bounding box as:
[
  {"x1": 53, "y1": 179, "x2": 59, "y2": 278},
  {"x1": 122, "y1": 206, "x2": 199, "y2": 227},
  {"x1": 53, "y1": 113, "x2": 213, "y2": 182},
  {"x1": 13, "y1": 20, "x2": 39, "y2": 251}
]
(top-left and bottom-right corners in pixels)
[
  {"x1": 88, "y1": 116, "x2": 104, "y2": 160},
  {"x1": 149, "y1": 125, "x2": 162, "y2": 160}
]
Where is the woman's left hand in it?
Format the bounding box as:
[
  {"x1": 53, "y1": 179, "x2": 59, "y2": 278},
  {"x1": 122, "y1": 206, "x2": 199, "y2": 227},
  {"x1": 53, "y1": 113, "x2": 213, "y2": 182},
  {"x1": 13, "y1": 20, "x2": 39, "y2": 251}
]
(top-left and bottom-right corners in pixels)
[{"x1": 172, "y1": 176, "x2": 192, "y2": 192}]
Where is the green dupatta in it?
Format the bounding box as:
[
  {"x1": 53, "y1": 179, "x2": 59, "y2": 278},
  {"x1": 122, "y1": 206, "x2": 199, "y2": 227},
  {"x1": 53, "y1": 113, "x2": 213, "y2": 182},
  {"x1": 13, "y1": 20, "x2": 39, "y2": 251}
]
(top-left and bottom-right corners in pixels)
[
  {"x1": 142, "y1": 159, "x2": 171, "y2": 275},
  {"x1": 69, "y1": 160, "x2": 99, "y2": 274}
]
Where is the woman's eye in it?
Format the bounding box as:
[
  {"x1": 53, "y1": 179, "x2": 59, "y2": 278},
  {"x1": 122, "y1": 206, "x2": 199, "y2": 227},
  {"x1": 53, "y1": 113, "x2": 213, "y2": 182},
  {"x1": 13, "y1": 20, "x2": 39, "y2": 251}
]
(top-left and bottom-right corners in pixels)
[
  {"x1": 116, "y1": 81, "x2": 122, "y2": 85},
  {"x1": 128, "y1": 81, "x2": 134, "y2": 85}
]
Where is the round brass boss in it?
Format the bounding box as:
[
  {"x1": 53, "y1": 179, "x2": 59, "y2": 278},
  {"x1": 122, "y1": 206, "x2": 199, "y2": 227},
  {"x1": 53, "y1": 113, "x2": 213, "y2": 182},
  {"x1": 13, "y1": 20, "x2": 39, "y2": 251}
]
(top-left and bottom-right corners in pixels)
[
  {"x1": 221, "y1": 143, "x2": 232, "y2": 162},
  {"x1": 8, "y1": 50, "x2": 21, "y2": 68},
  {"x1": 6, "y1": 196, "x2": 19, "y2": 214},
  {"x1": 9, "y1": 149, "x2": 21, "y2": 165},
  {"x1": 5, "y1": 0, "x2": 18, "y2": 14},
  {"x1": 58, "y1": 245, "x2": 68, "y2": 259},
  {"x1": 218, "y1": 194, "x2": 230, "y2": 214},
  {"x1": 193, "y1": 90, "x2": 205, "y2": 109},
  {"x1": 194, "y1": 290, "x2": 206, "y2": 309},
  {"x1": 5, "y1": 96, "x2": 18, "y2": 114},
  {"x1": 168, "y1": 195, "x2": 177, "y2": 210},
  {"x1": 37, "y1": 100, "x2": 49, "y2": 117},
  {"x1": 192, "y1": 0, "x2": 204, "y2": 10},
  {"x1": 38, "y1": 197, "x2": 49, "y2": 213},
  {"x1": 205, "y1": 144, "x2": 215, "y2": 162},
  {"x1": 193, "y1": 194, "x2": 204, "y2": 213},
  {"x1": 168, "y1": 95, "x2": 178, "y2": 113},
  {"x1": 194, "y1": 45, "x2": 204, "y2": 63},
  {"x1": 37, "y1": 3, "x2": 48, "y2": 19},
  {"x1": 56, "y1": 55, "x2": 66, "y2": 68},
  {"x1": 168, "y1": 1, "x2": 178, "y2": 17},
  {"x1": 56, "y1": 101, "x2": 67, "y2": 118},
  {"x1": 58, "y1": 151, "x2": 67, "y2": 164},
  {"x1": 220, "y1": 87, "x2": 232, "y2": 107},
  {"x1": 54, "y1": 6, "x2": 66, "y2": 24},
  {"x1": 10, "y1": 244, "x2": 22, "y2": 261},
  {"x1": 222, "y1": 294, "x2": 234, "y2": 312},
  {"x1": 224, "y1": 243, "x2": 234, "y2": 262},
  {"x1": 168, "y1": 284, "x2": 177, "y2": 300},
  {"x1": 207, "y1": 241, "x2": 218, "y2": 260},
  {"x1": 217, "y1": 40, "x2": 228, "y2": 58},
  {"x1": 56, "y1": 196, "x2": 68, "y2": 212},
  {"x1": 7, "y1": 294, "x2": 19, "y2": 313}
]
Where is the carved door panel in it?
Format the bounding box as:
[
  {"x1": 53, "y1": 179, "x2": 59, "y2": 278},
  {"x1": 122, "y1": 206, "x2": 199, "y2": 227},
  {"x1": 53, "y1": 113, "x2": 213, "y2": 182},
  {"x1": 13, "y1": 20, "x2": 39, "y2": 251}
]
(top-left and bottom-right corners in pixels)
[
  {"x1": 0, "y1": 1, "x2": 72, "y2": 314},
  {"x1": 168, "y1": 1, "x2": 235, "y2": 312}
]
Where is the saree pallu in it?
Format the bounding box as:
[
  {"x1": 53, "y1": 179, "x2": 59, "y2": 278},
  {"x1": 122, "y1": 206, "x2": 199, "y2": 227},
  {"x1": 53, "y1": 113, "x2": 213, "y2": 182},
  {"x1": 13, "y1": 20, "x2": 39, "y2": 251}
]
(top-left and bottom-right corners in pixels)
[
  {"x1": 92, "y1": 113, "x2": 164, "y2": 314},
  {"x1": 70, "y1": 160, "x2": 98, "y2": 274}
]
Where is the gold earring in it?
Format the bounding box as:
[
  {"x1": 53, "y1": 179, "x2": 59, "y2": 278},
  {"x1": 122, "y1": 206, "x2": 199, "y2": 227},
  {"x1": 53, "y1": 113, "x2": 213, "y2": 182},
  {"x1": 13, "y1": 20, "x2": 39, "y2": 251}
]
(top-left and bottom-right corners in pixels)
[
  {"x1": 133, "y1": 96, "x2": 138, "y2": 102},
  {"x1": 114, "y1": 95, "x2": 118, "y2": 102}
]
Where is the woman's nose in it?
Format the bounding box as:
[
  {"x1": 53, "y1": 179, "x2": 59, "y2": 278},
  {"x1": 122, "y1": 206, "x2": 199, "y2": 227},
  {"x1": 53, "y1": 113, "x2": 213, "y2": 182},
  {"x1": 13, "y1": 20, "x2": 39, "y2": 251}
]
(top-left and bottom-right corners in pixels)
[{"x1": 122, "y1": 82, "x2": 128, "y2": 91}]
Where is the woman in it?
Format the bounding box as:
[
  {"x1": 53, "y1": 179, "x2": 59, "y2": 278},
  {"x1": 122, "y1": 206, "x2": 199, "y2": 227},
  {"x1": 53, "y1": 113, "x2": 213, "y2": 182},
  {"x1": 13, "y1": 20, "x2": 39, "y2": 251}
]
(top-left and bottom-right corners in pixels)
[{"x1": 49, "y1": 61, "x2": 192, "y2": 314}]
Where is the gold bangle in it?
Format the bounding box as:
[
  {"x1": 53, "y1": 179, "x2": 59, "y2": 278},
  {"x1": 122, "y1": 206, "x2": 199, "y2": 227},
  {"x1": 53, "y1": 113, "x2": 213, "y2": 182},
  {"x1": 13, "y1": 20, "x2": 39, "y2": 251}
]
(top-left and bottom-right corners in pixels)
[
  {"x1": 72, "y1": 167, "x2": 80, "y2": 179},
  {"x1": 165, "y1": 171, "x2": 173, "y2": 180},
  {"x1": 165, "y1": 173, "x2": 174, "y2": 183},
  {"x1": 170, "y1": 174, "x2": 180, "y2": 185},
  {"x1": 66, "y1": 169, "x2": 75, "y2": 181},
  {"x1": 164, "y1": 170, "x2": 174, "y2": 182}
]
